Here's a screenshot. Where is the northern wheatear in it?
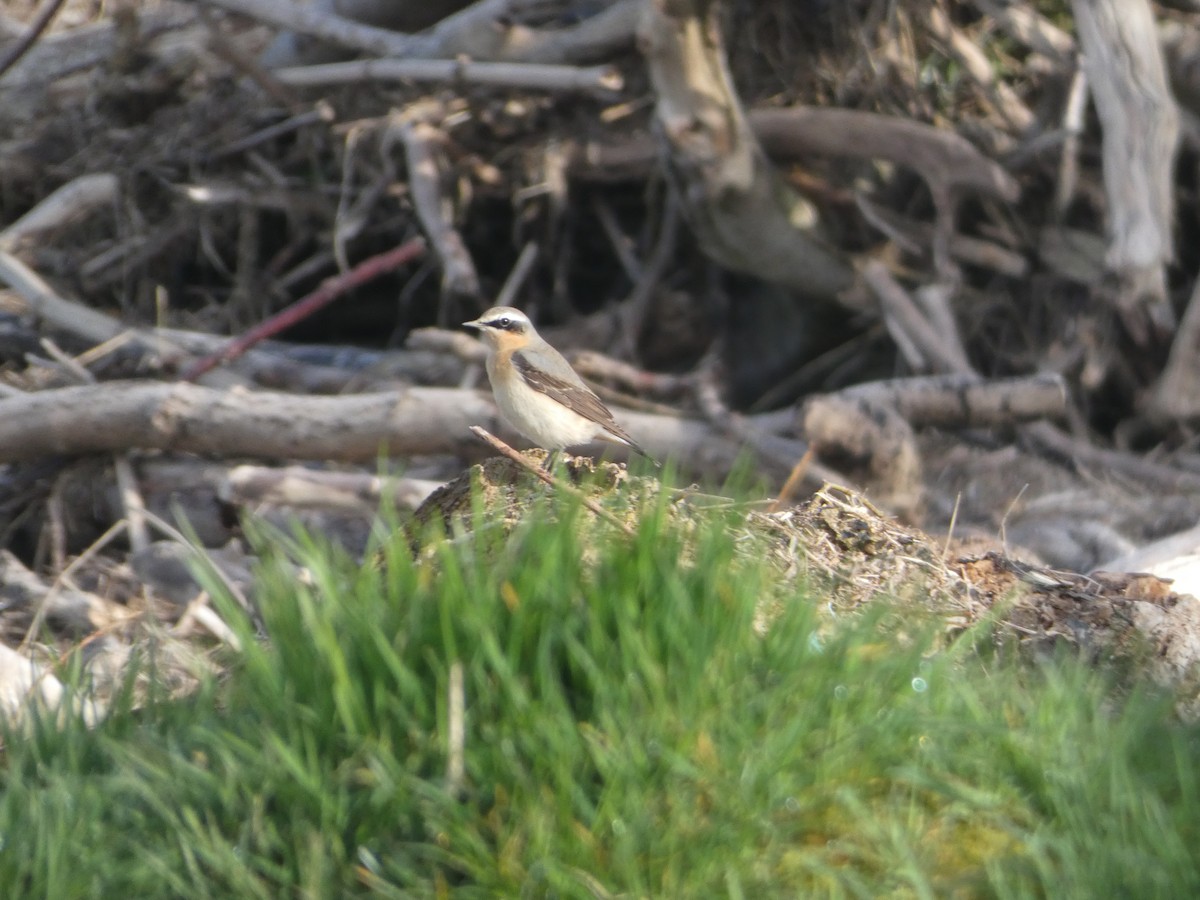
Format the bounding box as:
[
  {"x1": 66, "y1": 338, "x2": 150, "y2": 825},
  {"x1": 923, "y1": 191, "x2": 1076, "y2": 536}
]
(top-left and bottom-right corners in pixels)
[{"x1": 464, "y1": 306, "x2": 654, "y2": 463}]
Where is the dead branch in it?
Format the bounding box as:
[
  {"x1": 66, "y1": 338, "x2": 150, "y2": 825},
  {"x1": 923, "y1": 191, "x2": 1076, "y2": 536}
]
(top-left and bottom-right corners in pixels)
[
  {"x1": 862, "y1": 261, "x2": 973, "y2": 375},
  {"x1": 971, "y1": 0, "x2": 1074, "y2": 63},
  {"x1": 272, "y1": 58, "x2": 624, "y2": 95},
  {"x1": 832, "y1": 373, "x2": 1067, "y2": 429},
  {"x1": 179, "y1": 238, "x2": 427, "y2": 381},
  {"x1": 928, "y1": 4, "x2": 1036, "y2": 134},
  {"x1": 0, "y1": 381, "x2": 494, "y2": 462},
  {"x1": 1071, "y1": 0, "x2": 1180, "y2": 341},
  {"x1": 0, "y1": 639, "x2": 102, "y2": 726},
  {"x1": 1149, "y1": 273, "x2": 1200, "y2": 420},
  {"x1": 567, "y1": 350, "x2": 693, "y2": 398},
  {"x1": 638, "y1": 0, "x2": 854, "y2": 303},
  {"x1": 1054, "y1": 67, "x2": 1089, "y2": 218},
  {"x1": 692, "y1": 363, "x2": 832, "y2": 483},
  {"x1": 750, "y1": 107, "x2": 1019, "y2": 203},
  {"x1": 0, "y1": 380, "x2": 759, "y2": 477},
  {"x1": 386, "y1": 121, "x2": 480, "y2": 300},
  {"x1": 0, "y1": 174, "x2": 118, "y2": 252},
  {"x1": 159, "y1": 326, "x2": 467, "y2": 391}
]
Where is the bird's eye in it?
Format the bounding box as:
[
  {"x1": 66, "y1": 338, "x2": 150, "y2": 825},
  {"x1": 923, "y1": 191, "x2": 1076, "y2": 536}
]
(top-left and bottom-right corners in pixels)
[{"x1": 497, "y1": 317, "x2": 511, "y2": 329}]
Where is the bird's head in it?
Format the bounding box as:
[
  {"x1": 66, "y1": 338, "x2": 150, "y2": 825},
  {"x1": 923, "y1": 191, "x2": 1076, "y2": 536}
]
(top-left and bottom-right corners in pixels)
[{"x1": 463, "y1": 306, "x2": 534, "y2": 351}]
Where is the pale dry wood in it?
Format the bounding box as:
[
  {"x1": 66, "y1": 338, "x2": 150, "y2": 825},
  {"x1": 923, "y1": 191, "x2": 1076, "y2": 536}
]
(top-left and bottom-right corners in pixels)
[
  {"x1": 388, "y1": 118, "x2": 481, "y2": 299},
  {"x1": 637, "y1": 0, "x2": 854, "y2": 303},
  {"x1": 34, "y1": 338, "x2": 154, "y2": 556},
  {"x1": 928, "y1": 4, "x2": 1036, "y2": 133},
  {"x1": 971, "y1": 0, "x2": 1074, "y2": 62},
  {"x1": 1054, "y1": 67, "x2": 1089, "y2": 218},
  {"x1": 808, "y1": 373, "x2": 1066, "y2": 434},
  {"x1": 1071, "y1": 0, "x2": 1180, "y2": 339},
  {"x1": 0, "y1": 381, "x2": 495, "y2": 462},
  {"x1": 863, "y1": 261, "x2": 973, "y2": 376},
  {"x1": 272, "y1": 57, "x2": 623, "y2": 94},
  {"x1": 751, "y1": 106, "x2": 1019, "y2": 278},
  {"x1": 0, "y1": 380, "x2": 760, "y2": 477},
  {"x1": 754, "y1": 104, "x2": 1016, "y2": 279},
  {"x1": 0, "y1": 174, "x2": 119, "y2": 252},
  {"x1": 0, "y1": 641, "x2": 103, "y2": 727},
  {"x1": 692, "y1": 365, "x2": 837, "y2": 484},
  {"x1": 1148, "y1": 273, "x2": 1200, "y2": 420}
]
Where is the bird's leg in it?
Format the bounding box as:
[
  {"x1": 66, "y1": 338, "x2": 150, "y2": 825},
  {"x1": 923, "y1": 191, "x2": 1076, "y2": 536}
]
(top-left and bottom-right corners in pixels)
[{"x1": 541, "y1": 449, "x2": 561, "y2": 472}]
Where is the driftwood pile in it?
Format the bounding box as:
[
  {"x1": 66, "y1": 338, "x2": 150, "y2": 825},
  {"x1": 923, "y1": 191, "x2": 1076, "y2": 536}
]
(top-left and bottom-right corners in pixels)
[{"x1": 4, "y1": 0, "x2": 1200, "y2": 719}]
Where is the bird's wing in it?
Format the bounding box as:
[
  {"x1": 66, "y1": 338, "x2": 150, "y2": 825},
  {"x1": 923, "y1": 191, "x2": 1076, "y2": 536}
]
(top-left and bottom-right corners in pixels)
[{"x1": 511, "y1": 350, "x2": 637, "y2": 445}]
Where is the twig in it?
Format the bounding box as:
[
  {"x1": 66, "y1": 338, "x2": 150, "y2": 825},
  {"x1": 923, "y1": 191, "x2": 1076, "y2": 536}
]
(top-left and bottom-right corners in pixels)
[
  {"x1": 172, "y1": 591, "x2": 243, "y2": 651},
  {"x1": 863, "y1": 261, "x2": 974, "y2": 376},
  {"x1": 0, "y1": 0, "x2": 67, "y2": 80},
  {"x1": 273, "y1": 58, "x2": 623, "y2": 95},
  {"x1": 1055, "y1": 66, "x2": 1089, "y2": 218},
  {"x1": 0, "y1": 173, "x2": 118, "y2": 251},
  {"x1": 21, "y1": 520, "x2": 127, "y2": 650},
  {"x1": 767, "y1": 446, "x2": 816, "y2": 513},
  {"x1": 495, "y1": 242, "x2": 539, "y2": 309},
  {"x1": 207, "y1": 103, "x2": 333, "y2": 162},
  {"x1": 179, "y1": 238, "x2": 426, "y2": 381},
  {"x1": 139, "y1": 508, "x2": 256, "y2": 625},
  {"x1": 468, "y1": 426, "x2": 637, "y2": 538},
  {"x1": 200, "y1": 0, "x2": 417, "y2": 57}
]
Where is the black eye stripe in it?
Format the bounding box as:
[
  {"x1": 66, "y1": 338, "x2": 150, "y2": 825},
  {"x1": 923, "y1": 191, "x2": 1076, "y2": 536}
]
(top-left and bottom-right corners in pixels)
[{"x1": 486, "y1": 316, "x2": 520, "y2": 331}]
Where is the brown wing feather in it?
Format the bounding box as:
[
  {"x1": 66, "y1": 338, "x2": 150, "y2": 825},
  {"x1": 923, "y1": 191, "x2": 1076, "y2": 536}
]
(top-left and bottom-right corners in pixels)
[{"x1": 512, "y1": 351, "x2": 644, "y2": 451}]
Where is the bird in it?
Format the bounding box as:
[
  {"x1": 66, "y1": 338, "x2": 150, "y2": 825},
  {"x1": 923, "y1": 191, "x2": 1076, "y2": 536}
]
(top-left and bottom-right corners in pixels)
[{"x1": 463, "y1": 305, "x2": 656, "y2": 465}]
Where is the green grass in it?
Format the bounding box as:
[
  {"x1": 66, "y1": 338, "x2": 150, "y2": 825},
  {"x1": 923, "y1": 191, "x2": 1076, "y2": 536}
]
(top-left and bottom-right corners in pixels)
[{"x1": 0, "y1": 492, "x2": 1198, "y2": 898}]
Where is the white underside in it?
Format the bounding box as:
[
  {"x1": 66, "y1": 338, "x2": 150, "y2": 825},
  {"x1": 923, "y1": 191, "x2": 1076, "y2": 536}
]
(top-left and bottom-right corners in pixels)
[{"x1": 492, "y1": 370, "x2": 620, "y2": 450}]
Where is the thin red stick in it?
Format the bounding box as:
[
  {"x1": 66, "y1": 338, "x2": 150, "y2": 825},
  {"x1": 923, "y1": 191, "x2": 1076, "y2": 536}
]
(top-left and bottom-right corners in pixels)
[{"x1": 180, "y1": 237, "x2": 426, "y2": 382}]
